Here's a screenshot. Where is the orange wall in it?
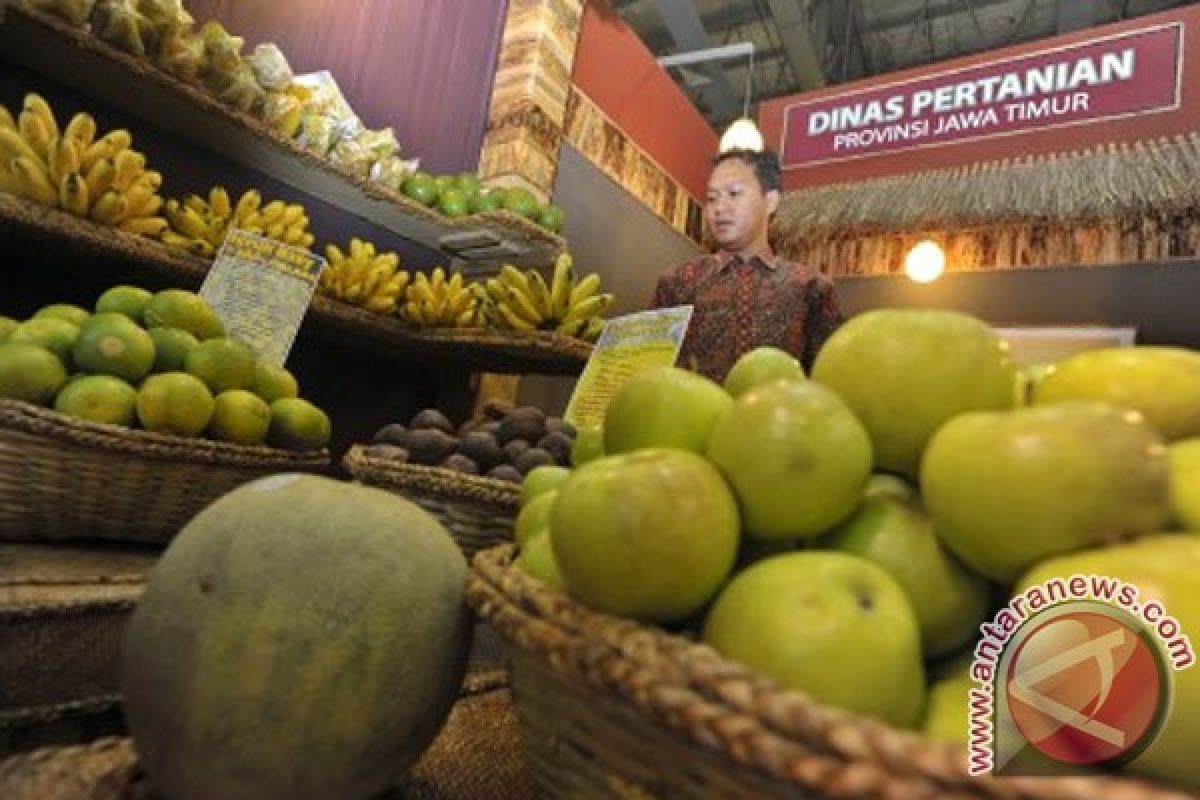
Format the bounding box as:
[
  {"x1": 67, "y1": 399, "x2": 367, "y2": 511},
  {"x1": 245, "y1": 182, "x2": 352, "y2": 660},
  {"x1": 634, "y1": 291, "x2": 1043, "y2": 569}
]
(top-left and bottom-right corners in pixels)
[
  {"x1": 571, "y1": 3, "x2": 718, "y2": 199},
  {"x1": 760, "y1": 5, "x2": 1200, "y2": 190}
]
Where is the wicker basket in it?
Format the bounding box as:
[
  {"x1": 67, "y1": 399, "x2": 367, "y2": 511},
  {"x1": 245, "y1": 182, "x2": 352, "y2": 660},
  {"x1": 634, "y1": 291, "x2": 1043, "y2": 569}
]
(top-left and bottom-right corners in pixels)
[
  {"x1": 343, "y1": 445, "x2": 519, "y2": 557},
  {"x1": 0, "y1": 400, "x2": 330, "y2": 544},
  {"x1": 468, "y1": 544, "x2": 1198, "y2": 800},
  {"x1": 0, "y1": 685, "x2": 537, "y2": 800},
  {"x1": 0, "y1": 543, "x2": 156, "y2": 758}
]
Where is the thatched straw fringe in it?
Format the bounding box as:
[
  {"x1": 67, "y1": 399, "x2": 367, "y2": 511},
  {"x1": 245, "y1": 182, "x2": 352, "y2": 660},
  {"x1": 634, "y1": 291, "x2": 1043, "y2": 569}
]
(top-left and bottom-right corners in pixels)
[{"x1": 773, "y1": 135, "x2": 1200, "y2": 276}]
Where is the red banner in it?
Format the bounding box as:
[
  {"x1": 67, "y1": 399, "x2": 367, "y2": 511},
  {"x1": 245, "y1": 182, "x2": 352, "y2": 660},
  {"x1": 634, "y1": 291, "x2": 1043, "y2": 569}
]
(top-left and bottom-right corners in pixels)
[{"x1": 780, "y1": 23, "x2": 1183, "y2": 168}]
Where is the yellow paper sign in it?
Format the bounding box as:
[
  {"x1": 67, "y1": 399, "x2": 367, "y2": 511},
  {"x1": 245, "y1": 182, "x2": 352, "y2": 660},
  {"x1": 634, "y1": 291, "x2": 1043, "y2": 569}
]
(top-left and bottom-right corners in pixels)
[
  {"x1": 563, "y1": 306, "x2": 693, "y2": 430},
  {"x1": 199, "y1": 229, "x2": 325, "y2": 366}
]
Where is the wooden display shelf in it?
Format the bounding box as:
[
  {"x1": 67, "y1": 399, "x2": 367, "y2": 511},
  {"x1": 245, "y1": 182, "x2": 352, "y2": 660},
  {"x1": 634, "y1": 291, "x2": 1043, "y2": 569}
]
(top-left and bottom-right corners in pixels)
[
  {"x1": 0, "y1": 193, "x2": 592, "y2": 375},
  {"x1": 0, "y1": 1, "x2": 566, "y2": 269}
]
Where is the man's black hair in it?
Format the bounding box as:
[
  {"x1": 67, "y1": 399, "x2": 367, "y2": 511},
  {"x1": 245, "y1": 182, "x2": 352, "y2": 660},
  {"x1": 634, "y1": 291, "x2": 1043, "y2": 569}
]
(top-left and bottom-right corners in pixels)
[{"x1": 712, "y1": 148, "x2": 782, "y2": 194}]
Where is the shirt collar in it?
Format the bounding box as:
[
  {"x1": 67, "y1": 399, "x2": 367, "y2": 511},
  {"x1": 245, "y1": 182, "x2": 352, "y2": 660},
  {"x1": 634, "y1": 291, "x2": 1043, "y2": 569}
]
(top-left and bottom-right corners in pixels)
[{"x1": 716, "y1": 247, "x2": 780, "y2": 273}]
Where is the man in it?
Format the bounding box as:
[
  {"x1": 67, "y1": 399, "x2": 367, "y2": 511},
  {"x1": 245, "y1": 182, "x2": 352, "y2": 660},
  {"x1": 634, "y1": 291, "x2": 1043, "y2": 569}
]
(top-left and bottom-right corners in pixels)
[{"x1": 652, "y1": 149, "x2": 843, "y2": 383}]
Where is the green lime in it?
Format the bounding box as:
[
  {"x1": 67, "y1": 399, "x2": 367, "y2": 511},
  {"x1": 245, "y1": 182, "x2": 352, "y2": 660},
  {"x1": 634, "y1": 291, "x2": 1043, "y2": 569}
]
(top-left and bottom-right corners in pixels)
[
  {"x1": 54, "y1": 374, "x2": 137, "y2": 427},
  {"x1": 0, "y1": 342, "x2": 67, "y2": 405},
  {"x1": 96, "y1": 285, "x2": 154, "y2": 323}
]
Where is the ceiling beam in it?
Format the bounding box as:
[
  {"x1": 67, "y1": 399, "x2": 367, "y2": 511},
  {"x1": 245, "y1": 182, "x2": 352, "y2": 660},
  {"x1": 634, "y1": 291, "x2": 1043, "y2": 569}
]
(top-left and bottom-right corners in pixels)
[
  {"x1": 639, "y1": 3, "x2": 762, "y2": 53},
  {"x1": 860, "y1": 0, "x2": 1018, "y2": 35},
  {"x1": 651, "y1": 0, "x2": 744, "y2": 121},
  {"x1": 764, "y1": 0, "x2": 828, "y2": 89}
]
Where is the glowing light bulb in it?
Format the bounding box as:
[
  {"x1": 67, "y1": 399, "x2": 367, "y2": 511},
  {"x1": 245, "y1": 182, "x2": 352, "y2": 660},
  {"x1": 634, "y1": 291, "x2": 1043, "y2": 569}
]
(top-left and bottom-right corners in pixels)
[
  {"x1": 905, "y1": 239, "x2": 946, "y2": 283},
  {"x1": 719, "y1": 117, "x2": 764, "y2": 153}
]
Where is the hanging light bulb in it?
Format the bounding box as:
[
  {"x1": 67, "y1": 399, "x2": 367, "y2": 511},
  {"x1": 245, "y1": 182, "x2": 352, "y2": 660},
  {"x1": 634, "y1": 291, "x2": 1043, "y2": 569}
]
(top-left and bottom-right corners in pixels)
[
  {"x1": 905, "y1": 239, "x2": 946, "y2": 283},
  {"x1": 720, "y1": 117, "x2": 765, "y2": 153}
]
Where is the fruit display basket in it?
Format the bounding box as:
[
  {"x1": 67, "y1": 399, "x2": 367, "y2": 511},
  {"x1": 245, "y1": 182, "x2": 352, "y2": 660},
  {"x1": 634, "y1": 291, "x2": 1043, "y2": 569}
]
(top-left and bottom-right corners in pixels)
[
  {"x1": 0, "y1": 400, "x2": 330, "y2": 545},
  {"x1": 343, "y1": 445, "x2": 519, "y2": 558},
  {"x1": 0, "y1": 544, "x2": 155, "y2": 737},
  {"x1": 467, "y1": 544, "x2": 1196, "y2": 800},
  {"x1": 0, "y1": 683, "x2": 538, "y2": 800}
]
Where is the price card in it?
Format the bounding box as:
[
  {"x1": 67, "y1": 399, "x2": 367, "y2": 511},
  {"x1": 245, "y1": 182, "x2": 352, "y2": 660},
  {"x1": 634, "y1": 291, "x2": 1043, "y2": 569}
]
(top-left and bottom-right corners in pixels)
[
  {"x1": 563, "y1": 306, "x2": 693, "y2": 430},
  {"x1": 199, "y1": 229, "x2": 325, "y2": 366}
]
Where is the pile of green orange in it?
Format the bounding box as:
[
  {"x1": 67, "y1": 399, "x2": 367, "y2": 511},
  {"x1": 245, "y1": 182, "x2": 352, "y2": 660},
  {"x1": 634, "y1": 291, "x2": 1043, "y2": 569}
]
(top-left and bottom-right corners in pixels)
[
  {"x1": 0, "y1": 287, "x2": 330, "y2": 451},
  {"x1": 399, "y1": 171, "x2": 565, "y2": 234},
  {"x1": 512, "y1": 311, "x2": 1200, "y2": 790}
]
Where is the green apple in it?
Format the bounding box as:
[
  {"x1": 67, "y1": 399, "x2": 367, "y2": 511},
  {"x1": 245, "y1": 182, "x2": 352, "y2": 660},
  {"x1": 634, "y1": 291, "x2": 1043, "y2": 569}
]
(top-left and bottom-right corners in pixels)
[
  {"x1": 519, "y1": 465, "x2": 570, "y2": 507},
  {"x1": 1169, "y1": 439, "x2": 1200, "y2": 531},
  {"x1": 812, "y1": 310, "x2": 1015, "y2": 478},
  {"x1": 570, "y1": 424, "x2": 604, "y2": 467},
  {"x1": 1017, "y1": 535, "x2": 1200, "y2": 789},
  {"x1": 921, "y1": 402, "x2": 1170, "y2": 582},
  {"x1": 550, "y1": 449, "x2": 739, "y2": 623},
  {"x1": 603, "y1": 367, "x2": 731, "y2": 456},
  {"x1": 515, "y1": 489, "x2": 557, "y2": 548},
  {"x1": 703, "y1": 552, "x2": 926, "y2": 728},
  {"x1": 723, "y1": 346, "x2": 803, "y2": 398},
  {"x1": 706, "y1": 380, "x2": 871, "y2": 540},
  {"x1": 921, "y1": 654, "x2": 974, "y2": 743},
  {"x1": 822, "y1": 492, "x2": 990, "y2": 657},
  {"x1": 516, "y1": 530, "x2": 565, "y2": 591},
  {"x1": 1035, "y1": 347, "x2": 1200, "y2": 441}
]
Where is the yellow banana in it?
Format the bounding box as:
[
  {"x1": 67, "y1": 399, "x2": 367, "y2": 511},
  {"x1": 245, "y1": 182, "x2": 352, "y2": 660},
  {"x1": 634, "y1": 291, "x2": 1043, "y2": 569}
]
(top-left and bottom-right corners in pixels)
[
  {"x1": 58, "y1": 171, "x2": 89, "y2": 215},
  {"x1": 119, "y1": 216, "x2": 169, "y2": 236},
  {"x1": 209, "y1": 186, "x2": 231, "y2": 218},
  {"x1": 569, "y1": 273, "x2": 602, "y2": 307},
  {"x1": 364, "y1": 294, "x2": 396, "y2": 313},
  {"x1": 560, "y1": 293, "x2": 614, "y2": 327},
  {"x1": 485, "y1": 277, "x2": 508, "y2": 304},
  {"x1": 22, "y1": 94, "x2": 58, "y2": 143},
  {"x1": 161, "y1": 230, "x2": 214, "y2": 256},
  {"x1": 0, "y1": 107, "x2": 14, "y2": 132},
  {"x1": 581, "y1": 317, "x2": 606, "y2": 342},
  {"x1": 496, "y1": 302, "x2": 537, "y2": 332},
  {"x1": 282, "y1": 204, "x2": 305, "y2": 226},
  {"x1": 499, "y1": 264, "x2": 531, "y2": 296},
  {"x1": 136, "y1": 170, "x2": 163, "y2": 192},
  {"x1": 80, "y1": 129, "x2": 132, "y2": 171},
  {"x1": 549, "y1": 253, "x2": 574, "y2": 318},
  {"x1": 10, "y1": 156, "x2": 57, "y2": 205},
  {"x1": 455, "y1": 308, "x2": 477, "y2": 328},
  {"x1": 128, "y1": 193, "x2": 163, "y2": 220},
  {"x1": 48, "y1": 137, "x2": 80, "y2": 184},
  {"x1": 113, "y1": 149, "x2": 146, "y2": 193},
  {"x1": 90, "y1": 189, "x2": 129, "y2": 225},
  {"x1": 84, "y1": 157, "x2": 116, "y2": 199},
  {"x1": 526, "y1": 270, "x2": 553, "y2": 318},
  {"x1": 0, "y1": 128, "x2": 42, "y2": 166},
  {"x1": 166, "y1": 201, "x2": 209, "y2": 238},
  {"x1": 257, "y1": 200, "x2": 286, "y2": 225},
  {"x1": 234, "y1": 189, "x2": 262, "y2": 220},
  {"x1": 63, "y1": 113, "x2": 96, "y2": 153},
  {"x1": 506, "y1": 286, "x2": 542, "y2": 326}
]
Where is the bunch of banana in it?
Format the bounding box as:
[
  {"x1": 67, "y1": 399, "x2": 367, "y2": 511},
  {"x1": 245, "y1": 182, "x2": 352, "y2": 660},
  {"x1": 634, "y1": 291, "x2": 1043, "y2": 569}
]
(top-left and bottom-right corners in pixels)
[
  {"x1": 479, "y1": 254, "x2": 611, "y2": 342},
  {"x1": 401, "y1": 268, "x2": 481, "y2": 328},
  {"x1": 320, "y1": 238, "x2": 409, "y2": 313},
  {"x1": 161, "y1": 187, "x2": 314, "y2": 256},
  {"x1": 0, "y1": 93, "x2": 167, "y2": 237}
]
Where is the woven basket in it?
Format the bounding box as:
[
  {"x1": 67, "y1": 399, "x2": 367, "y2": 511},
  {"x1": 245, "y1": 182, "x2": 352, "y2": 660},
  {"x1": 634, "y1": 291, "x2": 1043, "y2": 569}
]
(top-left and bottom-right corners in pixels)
[
  {"x1": 468, "y1": 544, "x2": 1198, "y2": 800},
  {"x1": 0, "y1": 400, "x2": 330, "y2": 544},
  {"x1": 0, "y1": 685, "x2": 536, "y2": 800},
  {"x1": 0, "y1": 543, "x2": 156, "y2": 759},
  {"x1": 343, "y1": 445, "x2": 519, "y2": 557}
]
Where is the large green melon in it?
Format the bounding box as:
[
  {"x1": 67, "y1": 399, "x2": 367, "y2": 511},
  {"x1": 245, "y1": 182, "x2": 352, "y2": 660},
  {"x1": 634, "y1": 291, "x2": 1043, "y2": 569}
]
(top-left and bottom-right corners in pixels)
[{"x1": 121, "y1": 474, "x2": 472, "y2": 800}]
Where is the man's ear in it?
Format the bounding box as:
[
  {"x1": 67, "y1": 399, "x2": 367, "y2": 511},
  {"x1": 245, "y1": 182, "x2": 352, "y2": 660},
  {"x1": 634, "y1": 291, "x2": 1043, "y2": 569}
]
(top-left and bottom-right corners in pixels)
[{"x1": 765, "y1": 189, "x2": 781, "y2": 215}]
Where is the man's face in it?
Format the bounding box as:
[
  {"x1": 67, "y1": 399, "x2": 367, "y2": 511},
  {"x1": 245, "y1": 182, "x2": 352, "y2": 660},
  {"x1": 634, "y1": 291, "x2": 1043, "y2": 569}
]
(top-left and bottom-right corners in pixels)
[{"x1": 704, "y1": 158, "x2": 779, "y2": 251}]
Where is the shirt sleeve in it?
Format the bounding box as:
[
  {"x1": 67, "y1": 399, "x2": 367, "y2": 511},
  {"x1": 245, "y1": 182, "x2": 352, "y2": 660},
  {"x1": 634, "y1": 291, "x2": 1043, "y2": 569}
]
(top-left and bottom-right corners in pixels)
[{"x1": 803, "y1": 277, "x2": 845, "y2": 370}]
